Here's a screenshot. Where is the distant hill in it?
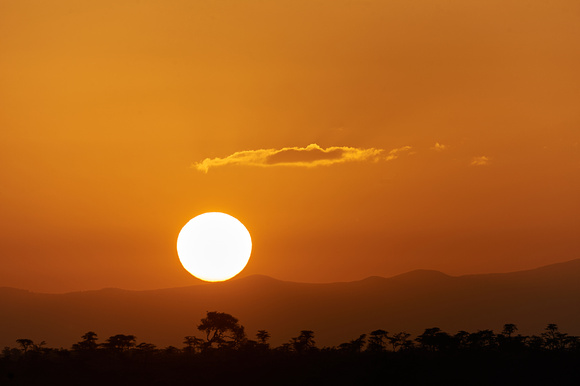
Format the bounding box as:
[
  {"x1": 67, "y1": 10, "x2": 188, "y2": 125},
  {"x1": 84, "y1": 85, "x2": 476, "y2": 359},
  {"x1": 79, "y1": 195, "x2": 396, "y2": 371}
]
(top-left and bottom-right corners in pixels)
[{"x1": 1, "y1": 259, "x2": 579, "y2": 349}]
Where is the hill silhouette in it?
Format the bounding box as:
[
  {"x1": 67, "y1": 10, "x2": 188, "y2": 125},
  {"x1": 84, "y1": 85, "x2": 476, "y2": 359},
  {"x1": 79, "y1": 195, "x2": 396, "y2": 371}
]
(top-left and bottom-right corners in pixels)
[{"x1": 1, "y1": 259, "x2": 579, "y2": 349}]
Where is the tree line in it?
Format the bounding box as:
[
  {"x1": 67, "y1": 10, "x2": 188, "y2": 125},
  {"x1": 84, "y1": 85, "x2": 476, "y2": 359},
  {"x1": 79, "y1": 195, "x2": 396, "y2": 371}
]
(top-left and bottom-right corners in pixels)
[
  {"x1": 2, "y1": 312, "x2": 579, "y2": 385},
  {"x1": 4, "y1": 311, "x2": 579, "y2": 356}
]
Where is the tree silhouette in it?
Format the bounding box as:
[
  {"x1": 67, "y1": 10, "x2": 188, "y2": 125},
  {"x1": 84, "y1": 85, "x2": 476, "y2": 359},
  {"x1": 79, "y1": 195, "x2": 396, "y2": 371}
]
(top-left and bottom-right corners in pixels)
[
  {"x1": 102, "y1": 334, "x2": 136, "y2": 351},
  {"x1": 367, "y1": 329, "x2": 389, "y2": 352},
  {"x1": 256, "y1": 330, "x2": 271, "y2": 348},
  {"x1": 183, "y1": 336, "x2": 205, "y2": 353},
  {"x1": 468, "y1": 330, "x2": 496, "y2": 349},
  {"x1": 527, "y1": 335, "x2": 544, "y2": 350},
  {"x1": 339, "y1": 334, "x2": 367, "y2": 353},
  {"x1": 230, "y1": 324, "x2": 247, "y2": 349},
  {"x1": 416, "y1": 327, "x2": 441, "y2": 351},
  {"x1": 2, "y1": 346, "x2": 22, "y2": 360},
  {"x1": 290, "y1": 330, "x2": 316, "y2": 353},
  {"x1": 72, "y1": 331, "x2": 99, "y2": 351},
  {"x1": 565, "y1": 335, "x2": 580, "y2": 350},
  {"x1": 502, "y1": 323, "x2": 518, "y2": 338},
  {"x1": 498, "y1": 324, "x2": 525, "y2": 351},
  {"x1": 197, "y1": 311, "x2": 245, "y2": 349},
  {"x1": 33, "y1": 341, "x2": 46, "y2": 352},
  {"x1": 454, "y1": 331, "x2": 470, "y2": 349},
  {"x1": 433, "y1": 332, "x2": 454, "y2": 352},
  {"x1": 135, "y1": 342, "x2": 157, "y2": 352},
  {"x1": 542, "y1": 323, "x2": 567, "y2": 350},
  {"x1": 163, "y1": 346, "x2": 180, "y2": 355},
  {"x1": 16, "y1": 339, "x2": 34, "y2": 353},
  {"x1": 388, "y1": 332, "x2": 412, "y2": 352},
  {"x1": 2, "y1": 319, "x2": 580, "y2": 386},
  {"x1": 416, "y1": 328, "x2": 455, "y2": 352}
]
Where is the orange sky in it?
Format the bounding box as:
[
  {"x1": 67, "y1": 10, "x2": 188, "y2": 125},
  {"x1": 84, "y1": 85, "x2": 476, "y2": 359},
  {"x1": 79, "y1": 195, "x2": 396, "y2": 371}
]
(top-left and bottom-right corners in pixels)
[{"x1": 1, "y1": 0, "x2": 579, "y2": 292}]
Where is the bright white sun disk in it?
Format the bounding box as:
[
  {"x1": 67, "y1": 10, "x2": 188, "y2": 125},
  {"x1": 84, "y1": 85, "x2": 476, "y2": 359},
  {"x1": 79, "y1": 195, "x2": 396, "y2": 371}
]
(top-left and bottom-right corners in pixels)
[{"x1": 176, "y1": 212, "x2": 252, "y2": 282}]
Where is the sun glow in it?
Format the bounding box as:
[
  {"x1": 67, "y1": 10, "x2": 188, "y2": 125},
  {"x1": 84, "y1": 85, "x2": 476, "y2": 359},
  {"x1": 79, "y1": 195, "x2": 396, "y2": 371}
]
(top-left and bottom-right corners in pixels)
[{"x1": 176, "y1": 212, "x2": 252, "y2": 282}]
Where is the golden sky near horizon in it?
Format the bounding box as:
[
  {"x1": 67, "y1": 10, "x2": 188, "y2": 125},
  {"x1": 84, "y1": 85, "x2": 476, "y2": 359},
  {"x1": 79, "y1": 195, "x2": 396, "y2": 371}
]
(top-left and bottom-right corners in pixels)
[{"x1": 1, "y1": 0, "x2": 579, "y2": 292}]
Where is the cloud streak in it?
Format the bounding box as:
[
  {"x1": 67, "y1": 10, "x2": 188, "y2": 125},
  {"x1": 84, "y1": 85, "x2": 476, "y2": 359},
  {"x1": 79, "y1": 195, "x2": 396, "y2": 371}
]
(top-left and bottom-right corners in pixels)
[
  {"x1": 385, "y1": 146, "x2": 412, "y2": 161},
  {"x1": 193, "y1": 144, "x2": 396, "y2": 173},
  {"x1": 471, "y1": 156, "x2": 490, "y2": 166},
  {"x1": 431, "y1": 142, "x2": 447, "y2": 151}
]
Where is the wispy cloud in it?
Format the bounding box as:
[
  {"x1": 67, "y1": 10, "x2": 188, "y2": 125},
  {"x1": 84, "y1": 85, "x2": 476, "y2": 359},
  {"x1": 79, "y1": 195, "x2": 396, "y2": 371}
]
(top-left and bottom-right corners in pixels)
[
  {"x1": 431, "y1": 142, "x2": 447, "y2": 151},
  {"x1": 385, "y1": 146, "x2": 413, "y2": 161},
  {"x1": 193, "y1": 144, "x2": 388, "y2": 173},
  {"x1": 471, "y1": 156, "x2": 490, "y2": 166}
]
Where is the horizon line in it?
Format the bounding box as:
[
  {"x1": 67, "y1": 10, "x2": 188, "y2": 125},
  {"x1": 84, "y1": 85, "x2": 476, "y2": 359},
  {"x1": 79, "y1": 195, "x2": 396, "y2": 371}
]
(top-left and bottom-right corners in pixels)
[{"x1": 2, "y1": 257, "x2": 578, "y2": 295}]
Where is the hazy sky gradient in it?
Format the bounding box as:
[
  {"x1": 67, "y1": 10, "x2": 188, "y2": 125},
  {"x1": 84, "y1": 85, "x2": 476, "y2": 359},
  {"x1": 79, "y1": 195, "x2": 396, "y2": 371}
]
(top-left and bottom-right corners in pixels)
[{"x1": 1, "y1": 0, "x2": 578, "y2": 292}]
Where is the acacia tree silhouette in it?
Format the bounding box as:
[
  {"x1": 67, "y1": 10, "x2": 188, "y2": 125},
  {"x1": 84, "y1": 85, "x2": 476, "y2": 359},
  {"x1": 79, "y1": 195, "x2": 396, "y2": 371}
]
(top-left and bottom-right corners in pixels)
[
  {"x1": 15, "y1": 339, "x2": 34, "y2": 353},
  {"x1": 197, "y1": 311, "x2": 246, "y2": 349}
]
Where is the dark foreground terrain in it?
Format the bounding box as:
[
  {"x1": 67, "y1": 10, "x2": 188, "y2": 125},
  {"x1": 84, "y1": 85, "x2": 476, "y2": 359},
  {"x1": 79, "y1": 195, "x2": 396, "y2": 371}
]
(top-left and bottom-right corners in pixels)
[
  {"x1": 1, "y1": 348, "x2": 579, "y2": 386},
  {"x1": 2, "y1": 318, "x2": 579, "y2": 386}
]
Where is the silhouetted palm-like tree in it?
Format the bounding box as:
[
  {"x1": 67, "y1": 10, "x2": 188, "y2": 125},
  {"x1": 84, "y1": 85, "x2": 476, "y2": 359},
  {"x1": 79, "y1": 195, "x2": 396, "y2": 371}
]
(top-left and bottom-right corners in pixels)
[{"x1": 256, "y1": 330, "x2": 271, "y2": 348}]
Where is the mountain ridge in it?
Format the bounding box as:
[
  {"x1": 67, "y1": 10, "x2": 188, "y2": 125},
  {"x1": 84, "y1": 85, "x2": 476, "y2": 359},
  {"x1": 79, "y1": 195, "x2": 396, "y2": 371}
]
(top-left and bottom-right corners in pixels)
[
  {"x1": 4, "y1": 258, "x2": 578, "y2": 295},
  {"x1": 0, "y1": 258, "x2": 578, "y2": 349}
]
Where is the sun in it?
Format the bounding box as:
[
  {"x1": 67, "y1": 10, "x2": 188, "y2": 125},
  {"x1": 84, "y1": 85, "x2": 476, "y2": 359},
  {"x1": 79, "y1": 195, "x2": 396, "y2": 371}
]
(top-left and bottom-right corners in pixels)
[{"x1": 176, "y1": 212, "x2": 252, "y2": 282}]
